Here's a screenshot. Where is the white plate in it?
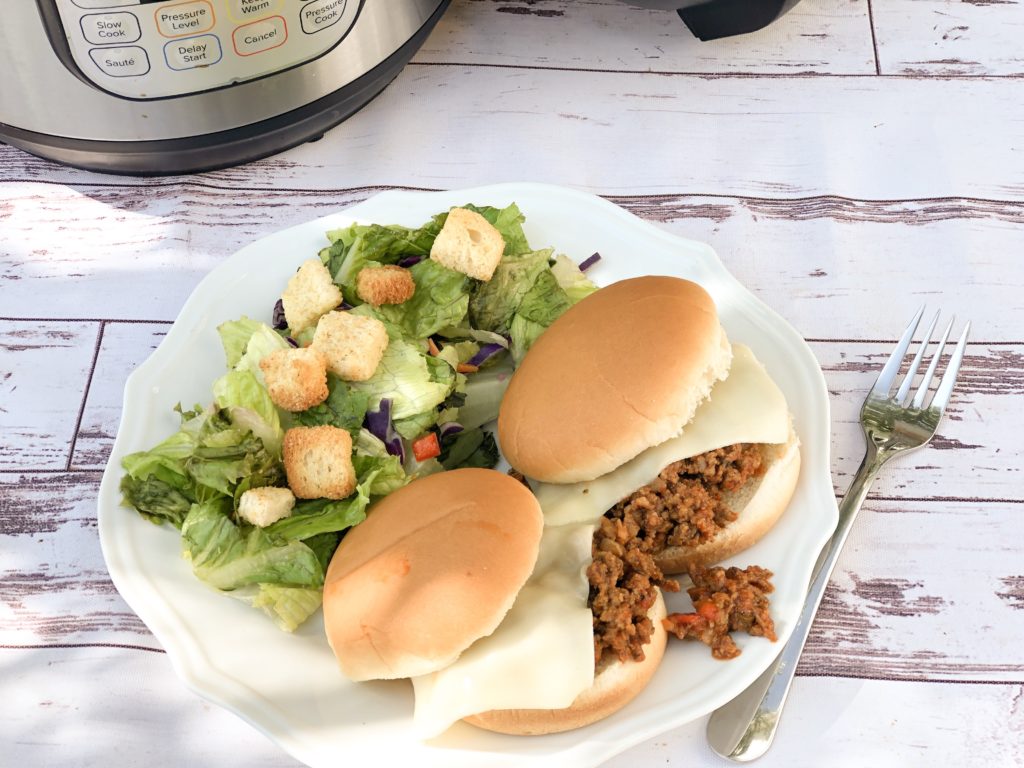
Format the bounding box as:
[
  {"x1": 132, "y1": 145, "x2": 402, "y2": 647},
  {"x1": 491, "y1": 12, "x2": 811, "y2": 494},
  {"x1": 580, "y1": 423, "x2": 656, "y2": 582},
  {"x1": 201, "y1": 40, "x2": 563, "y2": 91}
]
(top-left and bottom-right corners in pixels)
[{"x1": 98, "y1": 183, "x2": 838, "y2": 768}]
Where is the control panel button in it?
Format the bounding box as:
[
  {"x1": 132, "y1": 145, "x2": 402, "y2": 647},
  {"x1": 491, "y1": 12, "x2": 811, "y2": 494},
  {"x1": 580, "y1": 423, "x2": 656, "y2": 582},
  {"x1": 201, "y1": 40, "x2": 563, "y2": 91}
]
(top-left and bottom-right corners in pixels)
[
  {"x1": 80, "y1": 12, "x2": 141, "y2": 45},
  {"x1": 72, "y1": 0, "x2": 138, "y2": 8},
  {"x1": 155, "y1": 0, "x2": 216, "y2": 38},
  {"x1": 88, "y1": 45, "x2": 150, "y2": 77},
  {"x1": 228, "y1": 0, "x2": 282, "y2": 23},
  {"x1": 163, "y1": 34, "x2": 223, "y2": 71},
  {"x1": 300, "y1": 0, "x2": 346, "y2": 35},
  {"x1": 232, "y1": 16, "x2": 287, "y2": 56}
]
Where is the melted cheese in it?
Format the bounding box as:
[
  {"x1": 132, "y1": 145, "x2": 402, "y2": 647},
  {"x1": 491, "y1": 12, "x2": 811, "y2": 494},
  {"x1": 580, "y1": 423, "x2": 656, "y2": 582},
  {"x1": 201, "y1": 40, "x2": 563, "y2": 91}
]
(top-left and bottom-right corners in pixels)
[
  {"x1": 410, "y1": 521, "x2": 596, "y2": 738},
  {"x1": 535, "y1": 344, "x2": 790, "y2": 527}
]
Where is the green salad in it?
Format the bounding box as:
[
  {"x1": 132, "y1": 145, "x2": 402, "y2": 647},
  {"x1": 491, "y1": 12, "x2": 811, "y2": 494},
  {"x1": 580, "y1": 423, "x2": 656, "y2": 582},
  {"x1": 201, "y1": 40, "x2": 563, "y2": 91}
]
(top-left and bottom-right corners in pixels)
[{"x1": 120, "y1": 203, "x2": 599, "y2": 631}]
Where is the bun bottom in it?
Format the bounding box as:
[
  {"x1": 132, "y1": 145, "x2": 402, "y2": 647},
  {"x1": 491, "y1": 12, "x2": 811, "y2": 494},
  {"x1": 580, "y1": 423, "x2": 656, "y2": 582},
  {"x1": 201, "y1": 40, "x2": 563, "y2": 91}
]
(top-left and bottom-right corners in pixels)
[
  {"x1": 655, "y1": 427, "x2": 801, "y2": 575},
  {"x1": 462, "y1": 590, "x2": 668, "y2": 736}
]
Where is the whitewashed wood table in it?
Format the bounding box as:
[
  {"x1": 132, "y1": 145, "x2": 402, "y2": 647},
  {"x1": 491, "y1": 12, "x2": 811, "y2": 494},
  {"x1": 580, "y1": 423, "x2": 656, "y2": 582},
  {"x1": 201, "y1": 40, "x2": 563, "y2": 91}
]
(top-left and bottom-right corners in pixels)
[{"x1": 2, "y1": 1, "x2": 1022, "y2": 765}]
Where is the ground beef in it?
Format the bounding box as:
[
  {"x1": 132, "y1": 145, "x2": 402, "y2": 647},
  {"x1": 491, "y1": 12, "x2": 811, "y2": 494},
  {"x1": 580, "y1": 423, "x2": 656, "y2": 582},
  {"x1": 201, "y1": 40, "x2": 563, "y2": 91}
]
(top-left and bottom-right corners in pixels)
[
  {"x1": 586, "y1": 443, "x2": 766, "y2": 665},
  {"x1": 663, "y1": 565, "x2": 777, "y2": 660}
]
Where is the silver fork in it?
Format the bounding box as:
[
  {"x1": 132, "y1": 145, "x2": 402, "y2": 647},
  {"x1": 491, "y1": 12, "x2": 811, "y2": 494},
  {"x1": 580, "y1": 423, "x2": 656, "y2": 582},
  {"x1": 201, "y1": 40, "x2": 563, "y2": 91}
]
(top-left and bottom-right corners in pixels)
[{"x1": 705, "y1": 307, "x2": 970, "y2": 762}]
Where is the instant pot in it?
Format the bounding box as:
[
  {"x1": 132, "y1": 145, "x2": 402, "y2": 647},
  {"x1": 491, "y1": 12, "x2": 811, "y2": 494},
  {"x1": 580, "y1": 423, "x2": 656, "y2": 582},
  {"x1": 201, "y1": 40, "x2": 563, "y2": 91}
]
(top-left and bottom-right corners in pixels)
[{"x1": 0, "y1": 0, "x2": 450, "y2": 174}]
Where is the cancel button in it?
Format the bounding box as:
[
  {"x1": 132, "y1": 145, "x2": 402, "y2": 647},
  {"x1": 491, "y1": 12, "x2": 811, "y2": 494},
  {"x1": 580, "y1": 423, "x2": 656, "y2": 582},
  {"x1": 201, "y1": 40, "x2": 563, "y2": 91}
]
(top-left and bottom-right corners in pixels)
[{"x1": 164, "y1": 34, "x2": 223, "y2": 70}]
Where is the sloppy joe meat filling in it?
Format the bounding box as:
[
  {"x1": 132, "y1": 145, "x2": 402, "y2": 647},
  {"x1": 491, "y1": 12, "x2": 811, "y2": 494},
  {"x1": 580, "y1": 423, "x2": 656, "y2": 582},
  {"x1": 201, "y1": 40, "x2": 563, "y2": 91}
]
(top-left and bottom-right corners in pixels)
[{"x1": 587, "y1": 443, "x2": 767, "y2": 665}]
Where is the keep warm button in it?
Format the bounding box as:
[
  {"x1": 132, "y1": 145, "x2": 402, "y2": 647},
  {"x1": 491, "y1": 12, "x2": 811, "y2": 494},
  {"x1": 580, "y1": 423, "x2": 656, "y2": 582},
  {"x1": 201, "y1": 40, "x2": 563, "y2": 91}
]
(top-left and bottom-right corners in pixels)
[
  {"x1": 164, "y1": 34, "x2": 223, "y2": 70},
  {"x1": 232, "y1": 16, "x2": 287, "y2": 56},
  {"x1": 300, "y1": 0, "x2": 346, "y2": 34}
]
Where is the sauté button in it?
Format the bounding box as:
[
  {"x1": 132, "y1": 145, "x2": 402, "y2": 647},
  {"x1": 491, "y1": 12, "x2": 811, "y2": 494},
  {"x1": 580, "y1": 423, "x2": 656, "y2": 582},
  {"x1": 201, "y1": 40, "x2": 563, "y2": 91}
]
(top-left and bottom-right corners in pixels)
[
  {"x1": 300, "y1": 0, "x2": 346, "y2": 35},
  {"x1": 88, "y1": 45, "x2": 150, "y2": 77},
  {"x1": 155, "y1": 0, "x2": 215, "y2": 38},
  {"x1": 232, "y1": 16, "x2": 287, "y2": 56},
  {"x1": 80, "y1": 12, "x2": 142, "y2": 45},
  {"x1": 164, "y1": 34, "x2": 223, "y2": 70}
]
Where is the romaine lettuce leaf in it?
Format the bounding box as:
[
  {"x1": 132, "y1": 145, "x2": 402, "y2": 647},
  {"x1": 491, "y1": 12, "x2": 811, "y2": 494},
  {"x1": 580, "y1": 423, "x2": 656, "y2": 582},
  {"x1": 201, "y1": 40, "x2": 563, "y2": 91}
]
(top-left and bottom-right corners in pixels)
[
  {"x1": 468, "y1": 249, "x2": 552, "y2": 335},
  {"x1": 181, "y1": 498, "x2": 323, "y2": 591},
  {"x1": 234, "y1": 323, "x2": 290, "y2": 379},
  {"x1": 355, "y1": 259, "x2": 470, "y2": 340},
  {"x1": 439, "y1": 428, "x2": 500, "y2": 471},
  {"x1": 293, "y1": 373, "x2": 369, "y2": 436},
  {"x1": 212, "y1": 369, "x2": 283, "y2": 456},
  {"x1": 509, "y1": 269, "x2": 571, "y2": 363},
  {"x1": 351, "y1": 339, "x2": 455, "y2": 420},
  {"x1": 550, "y1": 253, "x2": 600, "y2": 304},
  {"x1": 217, "y1": 316, "x2": 265, "y2": 368},
  {"x1": 264, "y1": 476, "x2": 371, "y2": 541},
  {"x1": 249, "y1": 584, "x2": 323, "y2": 633}
]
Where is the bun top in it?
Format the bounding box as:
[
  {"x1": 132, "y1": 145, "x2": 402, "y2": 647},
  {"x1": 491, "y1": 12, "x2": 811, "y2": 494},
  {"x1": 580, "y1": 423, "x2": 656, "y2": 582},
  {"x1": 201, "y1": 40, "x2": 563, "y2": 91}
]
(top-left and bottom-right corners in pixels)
[
  {"x1": 322, "y1": 468, "x2": 543, "y2": 681},
  {"x1": 498, "y1": 276, "x2": 731, "y2": 484}
]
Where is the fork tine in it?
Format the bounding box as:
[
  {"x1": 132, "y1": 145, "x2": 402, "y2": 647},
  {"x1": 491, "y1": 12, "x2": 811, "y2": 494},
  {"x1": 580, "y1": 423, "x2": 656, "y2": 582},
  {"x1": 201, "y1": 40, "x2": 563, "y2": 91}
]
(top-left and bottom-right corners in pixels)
[
  {"x1": 895, "y1": 309, "x2": 940, "y2": 404},
  {"x1": 870, "y1": 305, "x2": 924, "y2": 399},
  {"x1": 911, "y1": 316, "x2": 954, "y2": 409},
  {"x1": 928, "y1": 321, "x2": 970, "y2": 413}
]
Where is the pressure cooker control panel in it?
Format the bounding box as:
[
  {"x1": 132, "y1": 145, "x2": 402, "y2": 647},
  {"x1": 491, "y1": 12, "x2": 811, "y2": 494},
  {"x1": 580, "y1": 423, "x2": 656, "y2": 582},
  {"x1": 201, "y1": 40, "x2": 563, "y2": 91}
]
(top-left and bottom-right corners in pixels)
[{"x1": 52, "y1": 0, "x2": 360, "y2": 99}]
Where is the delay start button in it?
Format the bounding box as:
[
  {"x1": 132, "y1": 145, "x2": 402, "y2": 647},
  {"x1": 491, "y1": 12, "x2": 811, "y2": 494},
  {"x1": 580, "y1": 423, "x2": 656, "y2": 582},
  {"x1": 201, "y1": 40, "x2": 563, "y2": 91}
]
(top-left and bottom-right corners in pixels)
[
  {"x1": 88, "y1": 46, "x2": 150, "y2": 78},
  {"x1": 232, "y1": 16, "x2": 287, "y2": 56},
  {"x1": 164, "y1": 34, "x2": 223, "y2": 70},
  {"x1": 300, "y1": 0, "x2": 347, "y2": 34}
]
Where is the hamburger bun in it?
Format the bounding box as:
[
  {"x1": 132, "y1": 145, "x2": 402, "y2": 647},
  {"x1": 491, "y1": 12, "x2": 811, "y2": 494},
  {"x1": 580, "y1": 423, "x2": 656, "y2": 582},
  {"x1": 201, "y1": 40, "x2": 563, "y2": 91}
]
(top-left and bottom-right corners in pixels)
[
  {"x1": 323, "y1": 468, "x2": 543, "y2": 681},
  {"x1": 655, "y1": 426, "x2": 801, "y2": 574},
  {"x1": 498, "y1": 276, "x2": 732, "y2": 484},
  {"x1": 463, "y1": 589, "x2": 668, "y2": 735}
]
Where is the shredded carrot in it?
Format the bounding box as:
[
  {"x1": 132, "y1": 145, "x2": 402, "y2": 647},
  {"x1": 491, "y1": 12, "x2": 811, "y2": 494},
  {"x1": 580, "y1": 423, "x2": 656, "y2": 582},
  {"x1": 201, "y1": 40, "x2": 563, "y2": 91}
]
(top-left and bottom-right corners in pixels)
[
  {"x1": 456, "y1": 362, "x2": 479, "y2": 374},
  {"x1": 427, "y1": 338, "x2": 441, "y2": 356}
]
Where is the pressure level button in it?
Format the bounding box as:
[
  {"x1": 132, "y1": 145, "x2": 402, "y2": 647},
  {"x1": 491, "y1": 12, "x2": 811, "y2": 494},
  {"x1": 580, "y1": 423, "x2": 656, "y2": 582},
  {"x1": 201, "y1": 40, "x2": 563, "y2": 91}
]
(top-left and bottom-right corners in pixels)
[
  {"x1": 156, "y1": 0, "x2": 216, "y2": 38},
  {"x1": 80, "y1": 12, "x2": 142, "y2": 45},
  {"x1": 88, "y1": 46, "x2": 150, "y2": 77}
]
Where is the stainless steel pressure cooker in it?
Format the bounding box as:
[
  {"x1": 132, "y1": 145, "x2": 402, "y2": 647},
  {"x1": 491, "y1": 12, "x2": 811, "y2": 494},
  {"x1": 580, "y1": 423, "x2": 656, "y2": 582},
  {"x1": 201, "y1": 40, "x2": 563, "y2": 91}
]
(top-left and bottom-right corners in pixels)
[{"x1": 0, "y1": 1, "x2": 449, "y2": 174}]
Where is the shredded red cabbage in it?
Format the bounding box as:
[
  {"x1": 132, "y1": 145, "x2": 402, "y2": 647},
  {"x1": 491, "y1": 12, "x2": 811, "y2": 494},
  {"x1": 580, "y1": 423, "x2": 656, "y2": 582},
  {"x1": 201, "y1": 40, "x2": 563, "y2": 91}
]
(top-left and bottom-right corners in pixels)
[
  {"x1": 272, "y1": 299, "x2": 287, "y2": 330},
  {"x1": 364, "y1": 398, "x2": 405, "y2": 463},
  {"x1": 467, "y1": 343, "x2": 506, "y2": 368},
  {"x1": 439, "y1": 422, "x2": 464, "y2": 440},
  {"x1": 285, "y1": 336, "x2": 299, "y2": 348},
  {"x1": 398, "y1": 255, "x2": 424, "y2": 268},
  {"x1": 579, "y1": 252, "x2": 601, "y2": 272}
]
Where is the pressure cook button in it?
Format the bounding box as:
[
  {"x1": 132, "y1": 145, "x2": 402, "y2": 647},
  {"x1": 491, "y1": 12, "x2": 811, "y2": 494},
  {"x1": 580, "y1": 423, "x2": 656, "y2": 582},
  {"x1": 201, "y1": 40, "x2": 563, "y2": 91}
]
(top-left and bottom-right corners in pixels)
[
  {"x1": 164, "y1": 34, "x2": 223, "y2": 70},
  {"x1": 300, "y1": 0, "x2": 346, "y2": 34},
  {"x1": 88, "y1": 45, "x2": 150, "y2": 77},
  {"x1": 80, "y1": 12, "x2": 142, "y2": 45},
  {"x1": 232, "y1": 16, "x2": 287, "y2": 56},
  {"x1": 156, "y1": 0, "x2": 215, "y2": 38}
]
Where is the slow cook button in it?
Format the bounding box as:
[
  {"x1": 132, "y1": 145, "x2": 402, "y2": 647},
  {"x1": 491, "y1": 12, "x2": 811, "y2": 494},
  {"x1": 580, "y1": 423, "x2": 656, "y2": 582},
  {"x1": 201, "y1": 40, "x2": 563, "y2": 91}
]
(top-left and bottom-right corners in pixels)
[
  {"x1": 300, "y1": 0, "x2": 346, "y2": 34},
  {"x1": 156, "y1": 0, "x2": 215, "y2": 38},
  {"x1": 232, "y1": 16, "x2": 287, "y2": 56},
  {"x1": 164, "y1": 34, "x2": 223, "y2": 70},
  {"x1": 80, "y1": 12, "x2": 142, "y2": 45},
  {"x1": 88, "y1": 45, "x2": 150, "y2": 77}
]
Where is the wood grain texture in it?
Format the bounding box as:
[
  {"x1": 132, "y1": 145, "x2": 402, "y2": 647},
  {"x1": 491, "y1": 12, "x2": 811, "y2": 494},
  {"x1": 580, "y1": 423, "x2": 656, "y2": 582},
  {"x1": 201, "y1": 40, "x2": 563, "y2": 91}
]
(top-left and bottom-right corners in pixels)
[
  {"x1": 415, "y1": 0, "x2": 876, "y2": 74},
  {"x1": 0, "y1": 322, "x2": 99, "y2": 470},
  {"x1": 873, "y1": 0, "x2": 1024, "y2": 76},
  {"x1": 4, "y1": 69, "x2": 1024, "y2": 198}
]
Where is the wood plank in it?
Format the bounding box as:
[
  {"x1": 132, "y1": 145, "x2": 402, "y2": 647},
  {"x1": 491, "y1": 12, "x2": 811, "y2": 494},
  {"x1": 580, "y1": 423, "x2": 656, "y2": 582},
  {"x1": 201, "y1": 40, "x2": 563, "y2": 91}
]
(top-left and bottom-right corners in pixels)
[
  {"x1": 0, "y1": 473, "x2": 151, "y2": 644},
  {"x1": 0, "y1": 322, "x2": 98, "y2": 470},
  {"x1": 3, "y1": 70, "x2": 1024, "y2": 198},
  {"x1": 71, "y1": 323, "x2": 168, "y2": 470},
  {"x1": 873, "y1": 0, "x2": 1024, "y2": 76},
  {"x1": 6, "y1": 466, "x2": 1021, "y2": 682},
  {"x1": 2, "y1": 186, "x2": 1022, "y2": 342},
  {"x1": 1, "y1": 648, "x2": 1020, "y2": 767},
  {"x1": 415, "y1": 0, "x2": 875, "y2": 74}
]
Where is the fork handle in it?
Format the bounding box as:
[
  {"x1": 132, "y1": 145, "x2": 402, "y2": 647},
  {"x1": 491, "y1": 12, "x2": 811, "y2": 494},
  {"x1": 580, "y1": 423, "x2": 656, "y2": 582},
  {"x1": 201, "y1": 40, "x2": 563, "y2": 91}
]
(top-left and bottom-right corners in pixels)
[{"x1": 705, "y1": 445, "x2": 886, "y2": 761}]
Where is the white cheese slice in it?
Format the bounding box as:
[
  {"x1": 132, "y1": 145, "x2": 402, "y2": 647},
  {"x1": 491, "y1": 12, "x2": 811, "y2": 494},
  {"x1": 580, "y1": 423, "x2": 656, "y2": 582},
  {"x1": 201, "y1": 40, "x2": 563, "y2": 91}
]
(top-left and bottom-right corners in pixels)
[
  {"x1": 535, "y1": 344, "x2": 790, "y2": 527},
  {"x1": 410, "y1": 520, "x2": 596, "y2": 738}
]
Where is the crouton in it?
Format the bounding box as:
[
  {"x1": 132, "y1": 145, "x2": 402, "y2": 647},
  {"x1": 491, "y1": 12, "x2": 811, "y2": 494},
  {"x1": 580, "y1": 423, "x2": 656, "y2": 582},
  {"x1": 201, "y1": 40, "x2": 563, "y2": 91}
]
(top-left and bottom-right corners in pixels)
[
  {"x1": 283, "y1": 425, "x2": 356, "y2": 500},
  {"x1": 356, "y1": 265, "x2": 416, "y2": 307},
  {"x1": 429, "y1": 207, "x2": 505, "y2": 281},
  {"x1": 259, "y1": 347, "x2": 329, "y2": 412},
  {"x1": 311, "y1": 310, "x2": 388, "y2": 382},
  {"x1": 238, "y1": 486, "x2": 296, "y2": 527},
  {"x1": 281, "y1": 259, "x2": 343, "y2": 333}
]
